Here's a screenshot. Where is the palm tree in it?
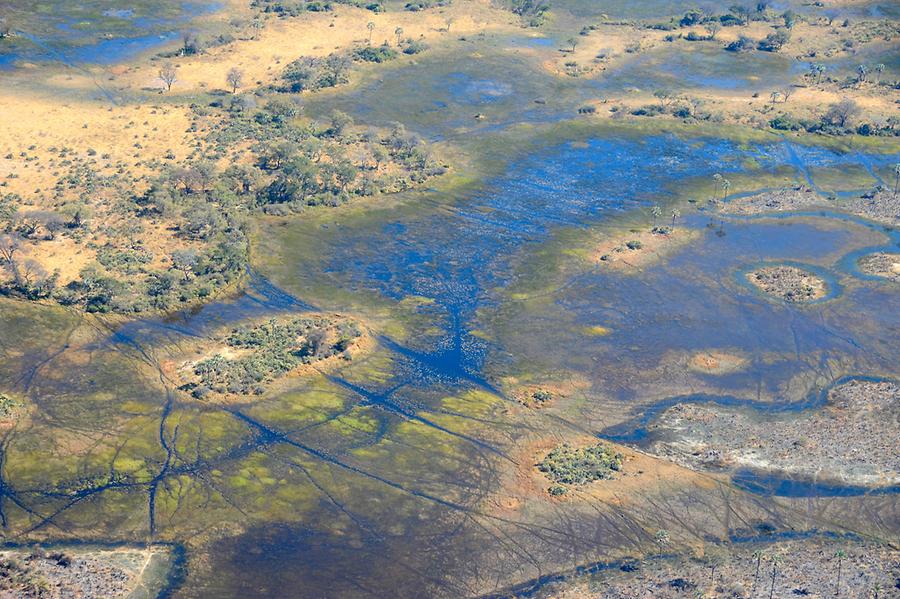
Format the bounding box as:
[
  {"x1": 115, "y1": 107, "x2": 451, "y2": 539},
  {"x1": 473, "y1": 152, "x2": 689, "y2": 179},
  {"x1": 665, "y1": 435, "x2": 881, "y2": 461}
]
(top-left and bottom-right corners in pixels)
[
  {"x1": 366, "y1": 21, "x2": 376, "y2": 45},
  {"x1": 712, "y1": 173, "x2": 723, "y2": 201},
  {"x1": 893, "y1": 163, "x2": 900, "y2": 195},
  {"x1": 833, "y1": 549, "x2": 847, "y2": 597},
  {"x1": 873, "y1": 63, "x2": 885, "y2": 83},
  {"x1": 394, "y1": 27, "x2": 404, "y2": 46},
  {"x1": 857, "y1": 64, "x2": 869, "y2": 86},
  {"x1": 814, "y1": 63, "x2": 826, "y2": 84},
  {"x1": 704, "y1": 547, "x2": 727, "y2": 581},
  {"x1": 752, "y1": 550, "x2": 764, "y2": 589},
  {"x1": 653, "y1": 529, "x2": 670, "y2": 553},
  {"x1": 671, "y1": 208, "x2": 681, "y2": 228},
  {"x1": 721, "y1": 178, "x2": 731, "y2": 200},
  {"x1": 651, "y1": 204, "x2": 662, "y2": 224},
  {"x1": 768, "y1": 553, "x2": 781, "y2": 599}
]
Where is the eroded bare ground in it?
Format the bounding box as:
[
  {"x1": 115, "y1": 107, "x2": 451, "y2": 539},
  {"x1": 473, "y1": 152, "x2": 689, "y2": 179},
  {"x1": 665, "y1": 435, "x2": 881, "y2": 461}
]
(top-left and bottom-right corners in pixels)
[
  {"x1": 643, "y1": 378, "x2": 900, "y2": 486},
  {"x1": 524, "y1": 537, "x2": 899, "y2": 599},
  {"x1": 858, "y1": 252, "x2": 900, "y2": 282},
  {"x1": 0, "y1": 545, "x2": 174, "y2": 599},
  {"x1": 720, "y1": 187, "x2": 900, "y2": 227}
]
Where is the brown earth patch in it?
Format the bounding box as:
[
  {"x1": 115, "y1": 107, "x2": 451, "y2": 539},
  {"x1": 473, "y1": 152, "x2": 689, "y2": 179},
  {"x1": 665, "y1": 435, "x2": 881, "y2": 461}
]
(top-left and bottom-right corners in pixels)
[{"x1": 594, "y1": 227, "x2": 699, "y2": 272}]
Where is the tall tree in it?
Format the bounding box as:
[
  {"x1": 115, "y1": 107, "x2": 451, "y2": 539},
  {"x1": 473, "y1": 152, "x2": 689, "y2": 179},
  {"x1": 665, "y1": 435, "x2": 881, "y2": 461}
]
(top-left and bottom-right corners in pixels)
[
  {"x1": 226, "y1": 67, "x2": 244, "y2": 94},
  {"x1": 159, "y1": 63, "x2": 177, "y2": 92}
]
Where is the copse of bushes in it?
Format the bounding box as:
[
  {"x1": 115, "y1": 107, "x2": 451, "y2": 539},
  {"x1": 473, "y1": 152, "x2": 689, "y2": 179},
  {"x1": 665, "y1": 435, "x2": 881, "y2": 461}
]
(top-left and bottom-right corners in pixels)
[
  {"x1": 538, "y1": 443, "x2": 623, "y2": 489},
  {"x1": 188, "y1": 316, "x2": 363, "y2": 397}
]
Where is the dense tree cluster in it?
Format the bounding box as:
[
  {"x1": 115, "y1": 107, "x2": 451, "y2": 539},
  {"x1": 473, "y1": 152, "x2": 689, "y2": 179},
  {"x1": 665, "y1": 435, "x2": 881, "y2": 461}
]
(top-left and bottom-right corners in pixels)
[
  {"x1": 185, "y1": 316, "x2": 363, "y2": 397},
  {"x1": 538, "y1": 443, "x2": 623, "y2": 493}
]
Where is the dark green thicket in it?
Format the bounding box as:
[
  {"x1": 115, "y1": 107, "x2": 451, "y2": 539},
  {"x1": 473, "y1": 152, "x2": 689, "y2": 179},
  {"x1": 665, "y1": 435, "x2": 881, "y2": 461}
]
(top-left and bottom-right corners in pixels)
[
  {"x1": 188, "y1": 317, "x2": 362, "y2": 397},
  {"x1": 0, "y1": 394, "x2": 21, "y2": 419},
  {"x1": 538, "y1": 443, "x2": 623, "y2": 487}
]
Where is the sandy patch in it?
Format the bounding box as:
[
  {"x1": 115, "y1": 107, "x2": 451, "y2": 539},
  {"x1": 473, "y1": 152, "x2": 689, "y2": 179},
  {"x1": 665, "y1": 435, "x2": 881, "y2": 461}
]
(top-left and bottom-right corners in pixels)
[
  {"x1": 487, "y1": 435, "x2": 718, "y2": 517},
  {"x1": 687, "y1": 351, "x2": 748, "y2": 375},
  {"x1": 857, "y1": 252, "x2": 900, "y2": 282},
  {"x1": 594, "y1": 227, "x2": 699, "y2": 272}
]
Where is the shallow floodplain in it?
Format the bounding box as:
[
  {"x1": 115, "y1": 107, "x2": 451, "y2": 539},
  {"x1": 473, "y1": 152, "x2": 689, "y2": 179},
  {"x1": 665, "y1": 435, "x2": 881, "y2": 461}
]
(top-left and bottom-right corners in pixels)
[
  {"x1": 1, "y1": 0, "x2": 899, "y2": 596},
  {"x1": 246, "y1": 123, "x2": 900, "y2": 594}
]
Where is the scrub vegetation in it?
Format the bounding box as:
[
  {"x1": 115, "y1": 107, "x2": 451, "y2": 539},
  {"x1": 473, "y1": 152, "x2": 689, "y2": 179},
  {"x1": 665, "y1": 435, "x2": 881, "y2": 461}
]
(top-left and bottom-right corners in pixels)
[
  {"x1": 538, "y1": 443, "x2": 623, "y2": 493},
  {"x1": 180, "y1": 315, "x2": 365, "y2": 399}
]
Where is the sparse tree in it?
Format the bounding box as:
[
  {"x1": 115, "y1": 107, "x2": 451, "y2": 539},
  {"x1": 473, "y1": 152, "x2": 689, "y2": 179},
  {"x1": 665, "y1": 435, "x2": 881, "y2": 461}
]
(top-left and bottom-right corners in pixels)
[
  {"x1": 833, "y1": 549, "x2": 847, "y2": 597},
  {"x1": 653, "y1": 89, "x2": 676, "y2": 107},
  {"x1": 823, "y1": 98, "x2": 861, "y2": 128},
  {"x1": 367, "y1": 21, "x2": 376, "y2": 45},
  {"x1": 181, "y1": 32, "x2": 200, "y2": 56},
  {"x1": 394, "y1": 27, "x2": 404, "y2": 46},
  {"x1": 671, "y1": 208, "x2": 681, "y2": 227},
  {"x1": 873, "y1": 63, "x2": 885, "y2": 83},
  {"x1": 856, "y1": 63, "x2": 869, "y2": 86},
  {"x1": 159, "y1": 62, "x2": 177, "y2": 92},
  {"x1": 768, "y1": 553, "x2": 781, "y2": 599},
  {"x1": 171, "y1": 249, "x2": 199, "y2": 281},
  {"x1": 0, "y1": 233, "x2": 22, "y2": 285},
  {"x1": 704, "y1": 547, "x2": 727, "y2": 581},
  {"x1": 251, "y1": 18, "x2": 264, "y2": 40},
  {"x1": 808, "y1": 62, "x2": 825, "y2": 84},
  {"x1": 567, "y1": 37, "x2": 578, "y2": 52},
  {"x1": 372, "y1": 145, "x2": 388, "y2": 170},
  {"x1": 226, "y1": 67, "x2": 244, "y2": 94},
  {"x1": 752, "y1": 550, "x2": 764, "y2": 589},
  {"x1": 445, "y1": 17, "x2": 454, "y2": 32},
  {"x1": 782, "y1": 9, "x2": 798, "y2": 28},
  {"x1": 769, "y1": 90, "x2": 782, "y2": 105},
  {"x1": 705, "y1": 21, "x2": 721, "y2": 39},
  {"x1": 781, "y1": 86, "x2": 794, "y2": 102},
  {"x1": 653, "y1": 529, "x2": 670, "y2": 553},
  {"x1": 893, "y1": 163, "x2": 900, "y2": 195},
  {"x1": 730, "y1": 5, "x2": 751, "y2": 25}
]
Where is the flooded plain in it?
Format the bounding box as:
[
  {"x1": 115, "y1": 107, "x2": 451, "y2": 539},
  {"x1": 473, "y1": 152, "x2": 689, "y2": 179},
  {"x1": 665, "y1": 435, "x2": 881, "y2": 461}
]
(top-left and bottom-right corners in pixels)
[{"x1": 0, "y1": 1, "x2": 898, "y2": 597}]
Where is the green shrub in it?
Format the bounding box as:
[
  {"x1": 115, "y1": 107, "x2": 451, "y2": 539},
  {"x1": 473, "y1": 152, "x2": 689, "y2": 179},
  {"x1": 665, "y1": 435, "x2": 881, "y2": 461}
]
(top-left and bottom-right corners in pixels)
[
  {"x1": 353, "y1": 45, "x2": 398, "y2": 63},
  {"x1": 538, "y1": 443, "x2": 623, "y2": 485}
]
